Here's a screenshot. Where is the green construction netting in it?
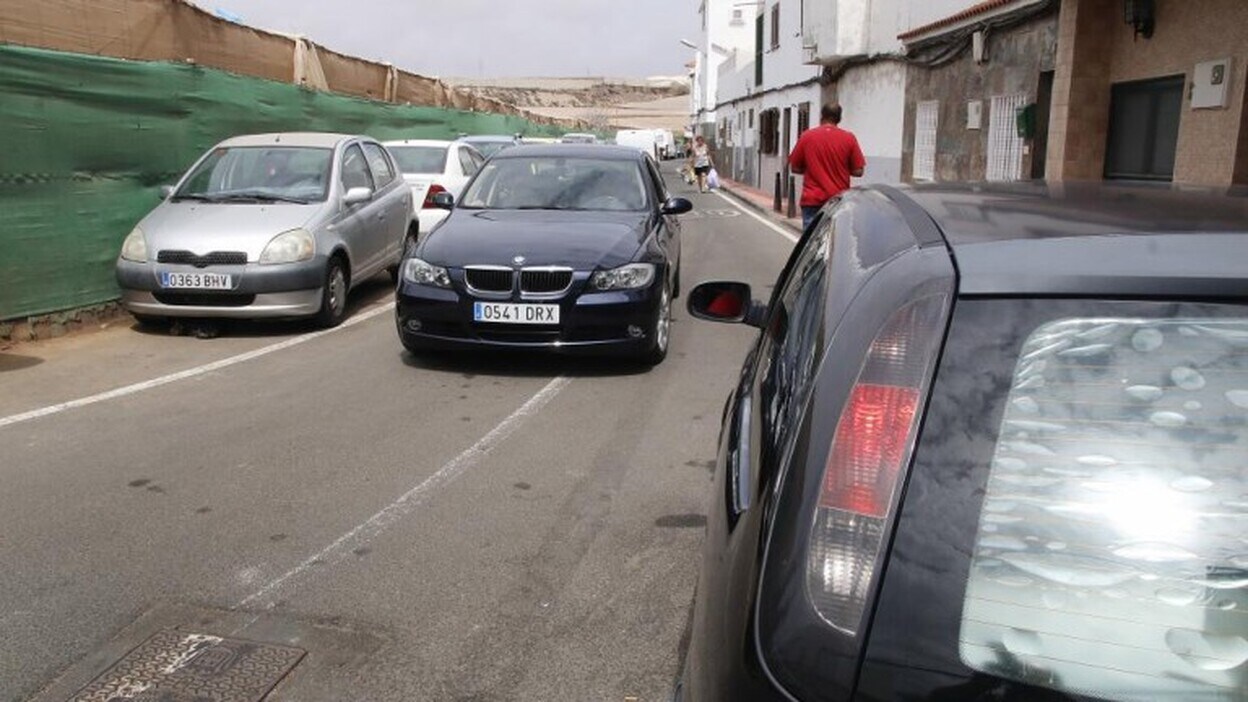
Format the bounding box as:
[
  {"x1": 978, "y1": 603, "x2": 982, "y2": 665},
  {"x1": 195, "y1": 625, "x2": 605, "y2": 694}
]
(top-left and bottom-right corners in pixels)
[{"x1": 0, "y1": 43, "x2": 564, "y2": 320}]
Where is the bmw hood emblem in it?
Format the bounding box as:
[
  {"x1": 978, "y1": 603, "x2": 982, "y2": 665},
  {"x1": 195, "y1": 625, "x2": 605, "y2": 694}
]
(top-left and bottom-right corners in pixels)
[{"x1": 513, "y1": 255, "x2": 526, "y2": 266}]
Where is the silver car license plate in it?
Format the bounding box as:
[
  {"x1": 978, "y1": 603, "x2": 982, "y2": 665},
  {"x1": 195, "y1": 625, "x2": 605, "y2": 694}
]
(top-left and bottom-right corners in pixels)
[
  {"x1": 160, "y1": 272, "x2": 233, "y2": 290},
  {"x1": 473, "y1": 302, "x2": 559, "y2": 325}
]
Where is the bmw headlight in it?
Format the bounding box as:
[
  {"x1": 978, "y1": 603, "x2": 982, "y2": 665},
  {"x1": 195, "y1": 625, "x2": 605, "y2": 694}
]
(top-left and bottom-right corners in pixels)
[
  {"x1": 402, "y1": 257, "x2": 452, "y2": 288},
  {"x1": 590, "y1": 263, "x2": 655, "y2": 291},
  {"x1": 120, "y1": 226, "x2": 148, "y2": 263},
  {"x1": 259, "y1": 228, "x2": 315, "y2": 265}
]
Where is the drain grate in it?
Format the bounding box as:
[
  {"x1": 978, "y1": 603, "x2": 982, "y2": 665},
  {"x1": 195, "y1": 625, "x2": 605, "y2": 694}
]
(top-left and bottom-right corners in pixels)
[{"x1": 70, "y1": 629, "x2": 305, "y2": 701}]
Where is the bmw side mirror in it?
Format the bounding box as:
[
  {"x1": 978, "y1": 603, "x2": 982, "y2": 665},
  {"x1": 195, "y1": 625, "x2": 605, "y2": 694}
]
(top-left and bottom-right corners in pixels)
[
  {"x1": 159, "y1": 185, "x2": 175, "y2": 199},
  {"x1": 687, "y1": 281, "x2": 766, "y2": 329},
  {"x1": 661, "y1": 197, "x2": 693, "y2": 216},
  {"x1": 432, "y1": 191, "x2": 455, "y2": 210},
  {"x1": 343, "y1": 186, "x2": 374, "y2": 205}
]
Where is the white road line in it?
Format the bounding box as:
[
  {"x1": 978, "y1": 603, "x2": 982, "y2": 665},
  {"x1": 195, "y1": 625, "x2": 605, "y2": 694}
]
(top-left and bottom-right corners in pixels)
[
  {"x1": 714, "y1": 191, "x2": 801, "y2": 244},
  {"x1": 236, "y1": 375, "x2": 573, "y2": 610},
  {"x1": 0, "y1": 302, "x2": 396, "y2": 430}
]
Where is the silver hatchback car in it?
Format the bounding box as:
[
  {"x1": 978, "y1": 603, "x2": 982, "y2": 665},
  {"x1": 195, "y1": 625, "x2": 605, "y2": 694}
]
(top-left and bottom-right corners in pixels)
[{"x1": 116, "y1": 132, "x2": 413, "y2": 327}]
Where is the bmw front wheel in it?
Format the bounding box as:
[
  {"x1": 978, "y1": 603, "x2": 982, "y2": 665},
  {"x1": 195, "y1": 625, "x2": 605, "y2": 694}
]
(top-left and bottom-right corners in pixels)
[{"x1": 641, "y1": 282, "x2": 672, "y2": 366}]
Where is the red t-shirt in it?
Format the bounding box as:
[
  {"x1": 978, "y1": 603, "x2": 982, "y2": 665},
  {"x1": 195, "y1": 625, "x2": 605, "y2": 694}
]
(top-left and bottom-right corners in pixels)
[{"x1": 788, "y1": 124, "x2": 866, "y2": 207}]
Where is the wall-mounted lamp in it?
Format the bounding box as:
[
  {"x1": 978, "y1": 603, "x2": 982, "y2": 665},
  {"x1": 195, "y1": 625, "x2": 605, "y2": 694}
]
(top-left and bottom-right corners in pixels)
[{"x1": 1124, "y1": 0, "x2": 1155, "y2": 40}]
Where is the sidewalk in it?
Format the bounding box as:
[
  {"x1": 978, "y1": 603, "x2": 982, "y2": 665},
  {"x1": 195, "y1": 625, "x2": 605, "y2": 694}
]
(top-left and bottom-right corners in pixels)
[{"x1": 714, "y1": 176, "x2": 803, "y2": 235}]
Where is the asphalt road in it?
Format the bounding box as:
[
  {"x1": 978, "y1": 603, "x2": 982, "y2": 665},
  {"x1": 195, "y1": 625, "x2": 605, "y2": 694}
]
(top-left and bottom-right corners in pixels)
[{"x1": 0, "y1": 171, "x2": 796, "y2": 701}]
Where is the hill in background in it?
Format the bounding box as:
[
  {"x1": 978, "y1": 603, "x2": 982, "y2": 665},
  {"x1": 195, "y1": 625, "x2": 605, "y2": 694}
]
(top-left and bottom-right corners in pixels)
[{"x1": 445, "y1": 76, "x2": 689, "y2": 132}]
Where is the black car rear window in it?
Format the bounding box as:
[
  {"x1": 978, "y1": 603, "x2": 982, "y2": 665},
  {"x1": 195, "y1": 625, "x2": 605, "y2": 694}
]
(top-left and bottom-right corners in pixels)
[{"x1": 859, "y1": 298, "x2": 1248, "y2": 702}]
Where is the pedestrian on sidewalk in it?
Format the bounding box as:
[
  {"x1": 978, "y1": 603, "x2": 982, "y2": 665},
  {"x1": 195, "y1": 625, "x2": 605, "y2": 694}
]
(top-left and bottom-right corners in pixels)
[
  {"x1": 689, "y1": 135, "x2": 714, "y2": 193},
  {"x1": 788, "y1": 103, "x2": 866, "y2": 231}
]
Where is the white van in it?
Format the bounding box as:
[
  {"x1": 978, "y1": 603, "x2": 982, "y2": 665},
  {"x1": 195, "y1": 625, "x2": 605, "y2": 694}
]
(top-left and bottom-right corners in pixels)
[{"x1": 614, "y1": 129, "x2": 661, "y2": 160}]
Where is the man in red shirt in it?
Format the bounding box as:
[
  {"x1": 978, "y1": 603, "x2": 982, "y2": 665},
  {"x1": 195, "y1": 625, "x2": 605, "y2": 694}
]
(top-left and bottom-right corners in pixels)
[{"x1": 788, "y1": 103, "x2": 866, "y2": 231}]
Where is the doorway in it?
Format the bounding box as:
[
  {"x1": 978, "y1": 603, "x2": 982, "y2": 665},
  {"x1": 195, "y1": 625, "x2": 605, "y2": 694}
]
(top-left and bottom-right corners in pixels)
[{"x1": 1031, "y1": 71, "x2": 1054, "y2": 179}]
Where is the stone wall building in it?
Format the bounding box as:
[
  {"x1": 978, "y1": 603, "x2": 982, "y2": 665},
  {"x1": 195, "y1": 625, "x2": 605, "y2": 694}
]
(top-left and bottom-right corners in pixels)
[
  {"x1": 899, "y1": 0, "x2": 1248, "y2": 188},
  {"x1": 899, "y1": 0, "x2": 1060, "y2": 182}
]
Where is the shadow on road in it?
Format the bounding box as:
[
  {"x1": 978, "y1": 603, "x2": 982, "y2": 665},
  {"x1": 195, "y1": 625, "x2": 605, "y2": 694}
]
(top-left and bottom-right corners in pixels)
[
  {"x1": 399, "y1": 348, "x2": 653, "y2": 379},
  {"x1": 0, "y1": 352, "x2": 44, "y2": 373}
]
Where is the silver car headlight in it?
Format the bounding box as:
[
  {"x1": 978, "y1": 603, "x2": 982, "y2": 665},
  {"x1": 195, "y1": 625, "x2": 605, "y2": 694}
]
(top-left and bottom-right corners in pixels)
[
  {"x1": 120, "y1": 226, "x2": 148, "y2": 263},
  {"x1": 259, "y1": 228, "x2": 315, "y2": 265},
  {"x1": 589, "y1": 263, "x2": 655, "y2": 291},
  {"x1": 402, "y1": 257, "x2": 452, "y2": 288}
]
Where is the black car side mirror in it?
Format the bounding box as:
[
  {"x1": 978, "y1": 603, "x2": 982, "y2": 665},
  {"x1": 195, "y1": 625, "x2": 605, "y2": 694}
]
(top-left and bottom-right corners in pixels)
[
  {"x1": 432, "y1": 191, "x2": 455, "y2": 210},
  {"x1": 661, "y1": 197, "x2": 693, "y2": 216},
  {"x1": 687, "y1": 281, "x2": 766, "y2": 329}
]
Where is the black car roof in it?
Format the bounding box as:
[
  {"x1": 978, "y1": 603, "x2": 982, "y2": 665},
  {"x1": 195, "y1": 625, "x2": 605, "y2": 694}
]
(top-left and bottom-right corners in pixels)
[
  {"x1": 491, "y1": 144, "x2": 642, "y2": 161},
  {"x1": 890, "y1": 182, "x2": 1248, "y2": 299}
]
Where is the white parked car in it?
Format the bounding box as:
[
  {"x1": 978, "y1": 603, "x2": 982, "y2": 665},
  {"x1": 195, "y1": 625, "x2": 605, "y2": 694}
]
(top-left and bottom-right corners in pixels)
[{"x1": 383, "y1": 139, "x2": 484, "y2": 238}]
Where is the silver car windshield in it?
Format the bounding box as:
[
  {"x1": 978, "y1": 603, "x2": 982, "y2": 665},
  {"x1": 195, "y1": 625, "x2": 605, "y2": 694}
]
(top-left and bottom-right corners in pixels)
[
  {"x1": 459, "y1": 157, "x2": 647, "y2": 212},
  {"x1": 388, "y1": 146, "x2": 449, "y2": 175},
  {"x1": 175, "y1": 146, "x2": 332, "y2": 204}
]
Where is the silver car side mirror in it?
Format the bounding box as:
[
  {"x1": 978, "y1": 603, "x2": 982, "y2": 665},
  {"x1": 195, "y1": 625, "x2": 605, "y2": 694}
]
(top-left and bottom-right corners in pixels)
[
  {"x1": 159, "y1": 185, "x2": 175, "y2": 199},
  {"x1": 343, "y1": 187, "x2": 374, "y2": 205}
]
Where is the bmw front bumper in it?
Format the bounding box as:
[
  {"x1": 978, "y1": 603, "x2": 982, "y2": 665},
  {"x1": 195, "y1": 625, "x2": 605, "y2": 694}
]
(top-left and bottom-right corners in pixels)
[{"x1": 396, "y1": 272, "x2": 663, "y2": 355}]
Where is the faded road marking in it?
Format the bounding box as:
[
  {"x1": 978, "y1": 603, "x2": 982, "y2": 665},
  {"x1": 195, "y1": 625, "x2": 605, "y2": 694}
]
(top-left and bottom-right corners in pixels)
[
  {"x1": 713, "y1": 191, "x2": 801, "y2": 244},
  {"x1": 0, "y1": 302, "x2": 396, "y2": 431},
  {"x1": 236, "y1": 375, "x2": 573, "y2": 610}
]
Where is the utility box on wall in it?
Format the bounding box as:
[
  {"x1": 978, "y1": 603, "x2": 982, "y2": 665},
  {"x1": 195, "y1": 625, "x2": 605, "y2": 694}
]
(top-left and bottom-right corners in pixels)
[{"x1": 1191, "y1": 58, "x2": 1232, "y2": 109}]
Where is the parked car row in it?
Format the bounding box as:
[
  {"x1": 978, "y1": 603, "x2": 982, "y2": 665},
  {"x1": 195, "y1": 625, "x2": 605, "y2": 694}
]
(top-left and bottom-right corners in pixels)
[
  {"x1": 114, "y1": 132, "x2": 690, "y2": 364},
  {"x1": 109, "y1": 125, "x2": 1248, "y2": 701}
]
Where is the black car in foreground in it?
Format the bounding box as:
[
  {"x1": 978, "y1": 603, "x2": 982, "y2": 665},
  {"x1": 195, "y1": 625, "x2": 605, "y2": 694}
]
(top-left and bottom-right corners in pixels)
[
  {"x1": 396, "y1": 144, "x2": 690, "y2": 364},
  {"x1": 679, "y1": 183, "x2": 1248, "y2": 702}
]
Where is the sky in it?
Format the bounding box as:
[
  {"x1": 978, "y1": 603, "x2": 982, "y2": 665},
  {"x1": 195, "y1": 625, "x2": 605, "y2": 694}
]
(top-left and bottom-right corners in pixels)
[{"x1": 208, "y1": 0, "x2": 702, "y2": 79}]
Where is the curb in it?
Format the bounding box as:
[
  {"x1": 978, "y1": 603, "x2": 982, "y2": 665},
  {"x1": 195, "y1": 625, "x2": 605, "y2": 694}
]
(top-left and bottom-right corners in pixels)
[{"x1": 0, "y1": 302, "x2": 128, "y2": 347}]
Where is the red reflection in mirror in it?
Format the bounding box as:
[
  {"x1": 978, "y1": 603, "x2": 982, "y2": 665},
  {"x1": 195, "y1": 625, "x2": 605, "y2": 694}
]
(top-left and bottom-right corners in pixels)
[{"x1": 707, "y1": 291, "x2": 743, "y2": 318}]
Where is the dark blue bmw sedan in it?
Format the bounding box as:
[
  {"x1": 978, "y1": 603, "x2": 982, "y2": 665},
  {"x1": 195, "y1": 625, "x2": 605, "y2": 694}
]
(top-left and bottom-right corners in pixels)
[{"x1": 395, "y1": 144, "x2": 691, "y2": 364}]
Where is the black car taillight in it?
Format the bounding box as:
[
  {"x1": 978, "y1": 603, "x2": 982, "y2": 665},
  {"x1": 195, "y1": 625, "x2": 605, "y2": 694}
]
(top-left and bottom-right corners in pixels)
[{"x1": 806, "y1": 294, "x2": 948, "y2": 634}]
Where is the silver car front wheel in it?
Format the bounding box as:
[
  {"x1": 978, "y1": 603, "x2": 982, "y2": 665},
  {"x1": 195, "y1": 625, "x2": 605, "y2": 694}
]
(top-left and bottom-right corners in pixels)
[{"x1": 316, "y1": 257, "x2": 348, "y2": 327}]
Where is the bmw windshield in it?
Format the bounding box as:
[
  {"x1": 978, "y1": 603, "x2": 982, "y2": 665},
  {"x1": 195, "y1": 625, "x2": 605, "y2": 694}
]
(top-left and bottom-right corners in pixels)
[{"x1": 458, "y1": 157, "x2": 647, "y2": 212}]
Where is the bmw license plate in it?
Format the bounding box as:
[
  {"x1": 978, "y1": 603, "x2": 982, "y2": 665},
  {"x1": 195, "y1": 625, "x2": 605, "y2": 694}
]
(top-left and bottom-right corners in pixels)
[
  {"x1": 473, "y1": 302, "x2": 559, "y2": 325},
  {"x1": 159, "y1": 271, "x2": 232, "y2": 290}
]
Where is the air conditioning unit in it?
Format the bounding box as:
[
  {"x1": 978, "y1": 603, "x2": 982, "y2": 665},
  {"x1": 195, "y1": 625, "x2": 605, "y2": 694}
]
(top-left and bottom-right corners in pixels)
[{"x1": 802, "y1": 35, "x2": 820, "y2": 65}]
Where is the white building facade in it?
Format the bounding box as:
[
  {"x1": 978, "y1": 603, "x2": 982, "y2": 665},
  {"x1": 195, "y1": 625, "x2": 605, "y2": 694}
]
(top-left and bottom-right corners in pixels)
[
  {"x1": 697, "y1": 0, "x2": 974, "y2": 192},
  {"x1": 687, "y1": 0, "x2": 757, "y2": 138}
]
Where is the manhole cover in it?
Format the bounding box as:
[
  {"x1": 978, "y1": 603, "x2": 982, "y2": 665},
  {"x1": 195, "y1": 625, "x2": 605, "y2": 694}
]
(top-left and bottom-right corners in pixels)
[{"x1": 70, "y1": 629, "x2": 305, "y2": 701}]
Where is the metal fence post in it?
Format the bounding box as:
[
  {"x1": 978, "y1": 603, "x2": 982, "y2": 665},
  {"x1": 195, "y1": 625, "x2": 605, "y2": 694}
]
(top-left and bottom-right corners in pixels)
[
  {"x1": 773, "y1": 172, "x2": 782, "y2": 212},
  {"x1": 787, "y1": 176, "x2": 797, "y2": 219}
]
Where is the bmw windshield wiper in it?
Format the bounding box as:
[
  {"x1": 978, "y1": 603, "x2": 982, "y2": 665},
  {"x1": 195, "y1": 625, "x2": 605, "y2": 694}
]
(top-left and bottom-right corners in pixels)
[{"x1": 171, "y1": 193, "x2": 219, "y2": 202}]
